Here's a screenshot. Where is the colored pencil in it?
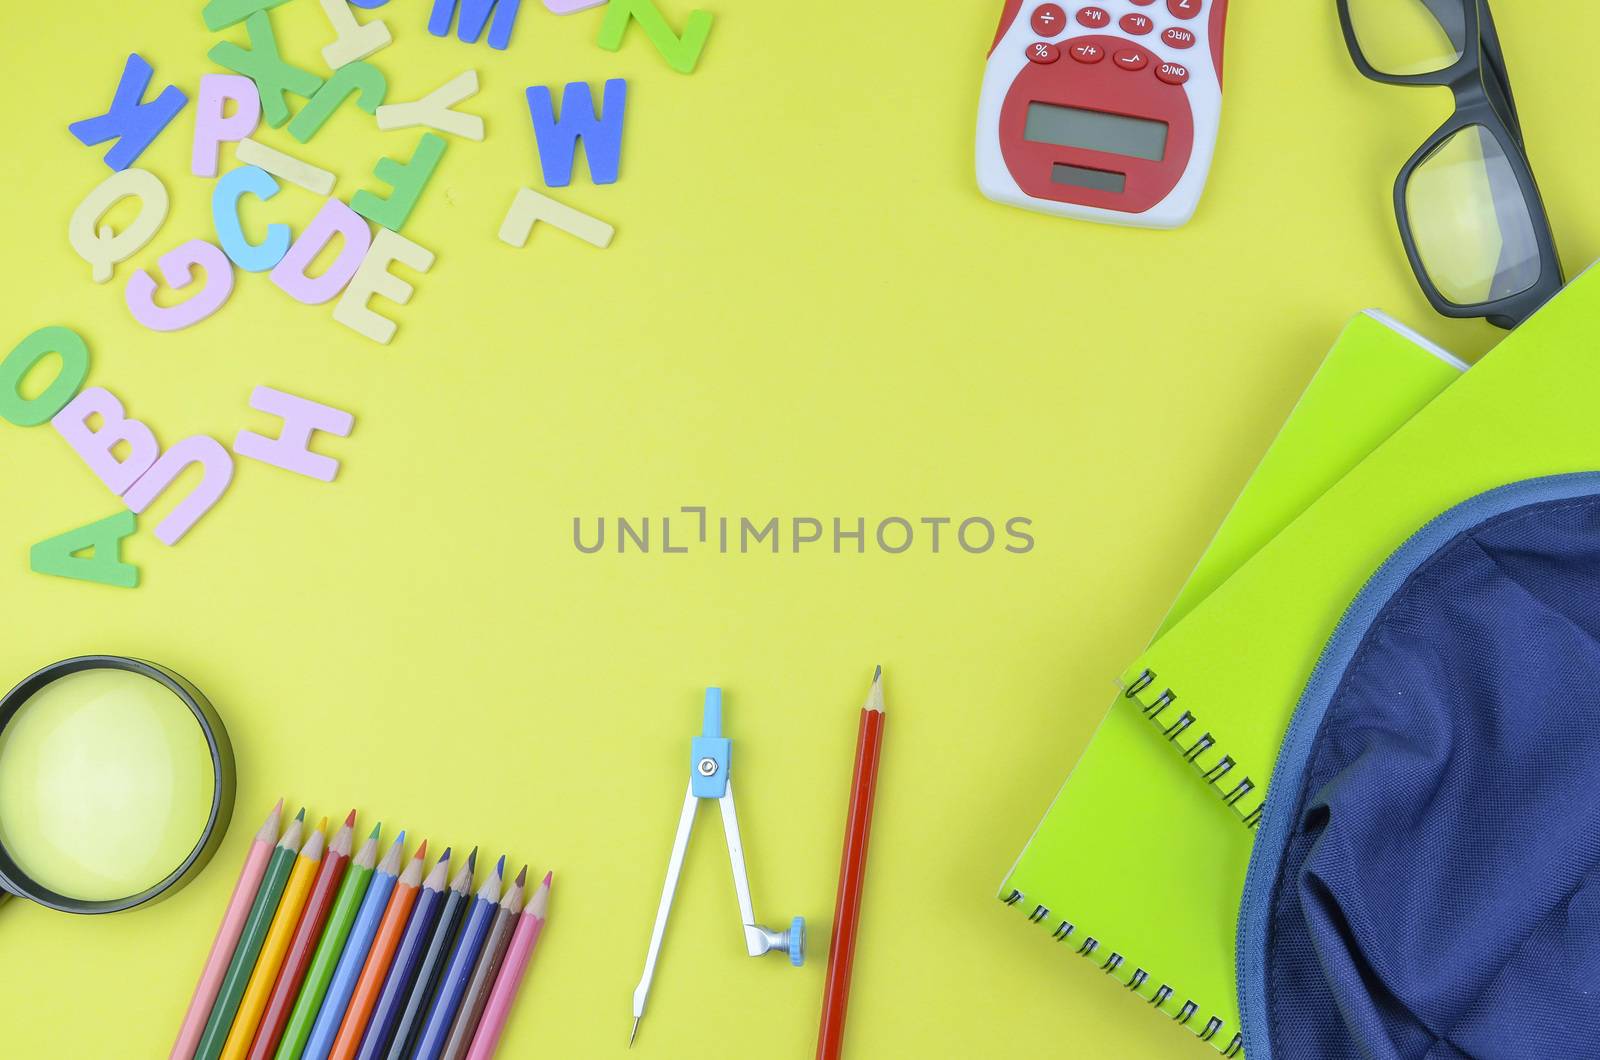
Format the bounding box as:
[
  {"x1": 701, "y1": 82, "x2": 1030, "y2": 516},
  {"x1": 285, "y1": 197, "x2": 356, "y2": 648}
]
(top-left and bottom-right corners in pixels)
[
  {"x1": 329, "y1": 841, "x2": 430, "y2": 1060},
  {"x1": 440, "y1": 866, "x2": 527, "y2": 1060},
  {"x1": 383, "y1": 850, "x2": 476, "y2": 1060},
  {"x1": 247, "y1": 812, "x2": 357, "y2": 1060},
  {"x1": 356, "y1": 849, "x2": 453, "y2": 1060},
  {"x1": 221, "y1": 819, "x2": 328, "y2": 1060},
  {"x1": 303, "y1": 832, "x2": 409, "y2": 1060},
  {"x1": 276, "y1": 824, "x2": 382, "y2": 1060},
  {"x1": 195, "y1": 809, "x2": 306, "y2": 1060},
  {"x1": 816, "y1": 666, "x2": 887, "y2": 1060},
  {"x1": 172, "y1": 800, "x2": 282, "y2": 1060},
  {"x1": 411, "y1": 856, "x2": 504, "y2": 1060},
  {"x1": 465, "y1": 872, "x2": 552, "y2": 1060}
]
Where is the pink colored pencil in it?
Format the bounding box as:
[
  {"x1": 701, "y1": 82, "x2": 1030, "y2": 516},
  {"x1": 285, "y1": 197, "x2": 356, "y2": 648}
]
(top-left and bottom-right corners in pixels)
[
  {"x1": 171, "y1": 800, "x2": 284, "y2": 1060},
  {"x1": 464, "y1": 872, "x2": 551, "y2": 1060}
]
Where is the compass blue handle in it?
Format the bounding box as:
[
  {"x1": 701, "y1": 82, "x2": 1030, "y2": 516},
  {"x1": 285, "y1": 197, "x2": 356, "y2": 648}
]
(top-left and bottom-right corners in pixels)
[
  {"x1": 691, "y1": 687, "x2": 731, "y2": 798},
  {"x1": 787, "y1": 916, "x2": 805, "y2": 967}
]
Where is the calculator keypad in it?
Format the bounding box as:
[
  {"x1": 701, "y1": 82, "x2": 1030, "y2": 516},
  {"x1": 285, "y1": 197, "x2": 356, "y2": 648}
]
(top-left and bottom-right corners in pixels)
[{"x1": 1016, "y1": 1, "x2": 1209, "y2": 87}]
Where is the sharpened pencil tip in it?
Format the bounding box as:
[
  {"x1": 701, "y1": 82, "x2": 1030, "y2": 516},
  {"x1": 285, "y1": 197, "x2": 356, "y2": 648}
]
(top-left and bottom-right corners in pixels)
[
  {"x1": 368, "y1": 823, "x2": 382, "y2": 840},
  {"x1": 542, "y1": 870, "x2": 553, "y2": 887},
  {"x1": 414, "y1": 840, "x2": 428, "y2": 860},
  {"x1": 395, "y1": 830, "x2": 406, "y2": 846},
  {"x1": 494, "y1": 854, "x2": 506, "y2": 875},
  {"x1": 514, "y1": 865, "x2": 527, "y2": 887},
  {"x1": 873, "y1": 664, "x2": 881, "y2": 682},
  {"x1": 294, "y1": 807, "x2": 306, "y2": 821},
  {"x1": 467, "y1": 848, "x2": 478, "y2": 872},
  {"x1": 343, "y1": 809, "x2": 357, "y2": 827},
  {"x1": 438, "y1": 846, "x2": 452, "y2": 864},
  {"x1": 315, "y1": 816, "x2": 329, "y2": 832}
]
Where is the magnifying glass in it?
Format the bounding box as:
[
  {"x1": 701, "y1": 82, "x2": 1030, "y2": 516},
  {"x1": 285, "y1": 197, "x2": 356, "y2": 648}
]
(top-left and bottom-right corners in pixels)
[{"x1": 0, "y1": 656, "x2": 234, "y2": 913}]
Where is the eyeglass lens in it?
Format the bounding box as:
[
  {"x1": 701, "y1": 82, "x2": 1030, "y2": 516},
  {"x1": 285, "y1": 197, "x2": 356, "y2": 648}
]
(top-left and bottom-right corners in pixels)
[
  {"x1": 1347, "y1": 0, "x2": 1467, "y2": 76},
  {"x1": 1405, "y1": 124, "x2": 1542, "y2": 306}
]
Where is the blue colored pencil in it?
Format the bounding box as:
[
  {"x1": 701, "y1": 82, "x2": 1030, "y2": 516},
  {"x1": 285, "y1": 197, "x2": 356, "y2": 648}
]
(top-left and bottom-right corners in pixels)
[
  {"x1": 383, "y1": 849, "x2": 477, "y2": 1060},
  {"x1": 302, "y1": 832, "x2": 407, "y2": 1060},
  {"x1": 409, "y1": 856, "x2": 505, "y2": 1060},
  {"x1": 355, "y1": 848, "x2": 452, "y2": 1060}
]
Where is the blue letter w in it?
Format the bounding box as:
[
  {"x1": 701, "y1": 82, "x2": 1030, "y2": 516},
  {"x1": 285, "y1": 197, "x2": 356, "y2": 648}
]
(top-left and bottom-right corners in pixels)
[{"x1": 525, "y1": 79, "x2": 628, "y2": 188}]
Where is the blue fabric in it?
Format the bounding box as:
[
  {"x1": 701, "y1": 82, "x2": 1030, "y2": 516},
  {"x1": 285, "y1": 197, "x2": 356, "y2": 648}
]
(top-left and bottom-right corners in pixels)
[{"x1": 1239, "y1": 474, "x2": 1600, "y2": 1060}]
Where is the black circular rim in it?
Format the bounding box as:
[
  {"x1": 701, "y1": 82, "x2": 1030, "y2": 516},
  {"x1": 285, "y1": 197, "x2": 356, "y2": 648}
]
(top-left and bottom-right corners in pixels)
[{"x1": 0, "y1": 655, "x2": 235, "y2": 915}]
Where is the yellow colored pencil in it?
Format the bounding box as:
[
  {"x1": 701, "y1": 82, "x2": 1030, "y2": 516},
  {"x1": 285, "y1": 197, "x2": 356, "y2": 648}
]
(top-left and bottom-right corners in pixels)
[{"x1": 220, "y1": 819, "x2": 329, "y2": 1060}]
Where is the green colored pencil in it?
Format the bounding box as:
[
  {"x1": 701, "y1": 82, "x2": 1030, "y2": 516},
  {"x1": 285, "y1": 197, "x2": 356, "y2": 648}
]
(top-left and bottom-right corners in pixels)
[
  {"x1": 194, "y1": 809, "x2": 306, "y2": 1060},
  {"x1": 275, "y1": 823, "x2": 381, "y2": 1060}
]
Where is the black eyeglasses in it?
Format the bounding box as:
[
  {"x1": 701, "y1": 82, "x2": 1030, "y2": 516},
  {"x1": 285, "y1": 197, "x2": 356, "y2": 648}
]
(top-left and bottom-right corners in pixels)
[{"x1": 1336, "y1": 0, "x2": 1562, "y2": 329}]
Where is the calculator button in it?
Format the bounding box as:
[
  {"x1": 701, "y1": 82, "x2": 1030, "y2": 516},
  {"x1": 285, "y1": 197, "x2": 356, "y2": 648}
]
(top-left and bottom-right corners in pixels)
[
  {"x1": 1155, "y1": 60, "x2": 1190, "y2": 84},
  {"x1": 1129, "y1": 0, "x2": 1157, "y2": 5},
  {"x1": 1162, "y1": 26, "x2": 1197, "y2": 48},
  {"x1": 1030, "y1": 4, "x2": 1067, "y2": 36},
  {"x1": 1113, "y1": 49, "x2": 1148, "y2": 70},
  {"x1": 1026, "y1": 41, "x2": 1061, "y2": 64},
  {"x1": 1167, "y1": 0, "x2": 1202, "y2": 19},
  {"x1": 1120, "y1": 13, "x2": 1154, "y2": 34},
  {"x1": 1076, "y1": 6, "x2": 1110, "y2": 28},
  {"x1": 1069, "y1": 41, "x2": 1106, "y2": 63}
]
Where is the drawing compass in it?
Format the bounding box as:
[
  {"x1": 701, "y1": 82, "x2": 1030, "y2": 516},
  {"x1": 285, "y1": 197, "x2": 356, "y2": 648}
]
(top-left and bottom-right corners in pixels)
[{"x1": 630, "y1": 687, "x2": 804, "y2": 1046}]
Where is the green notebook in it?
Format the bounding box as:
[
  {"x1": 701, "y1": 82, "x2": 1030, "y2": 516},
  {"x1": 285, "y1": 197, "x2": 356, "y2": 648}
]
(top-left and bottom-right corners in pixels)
[
  {"x1": 1118, "y1": 265, "x2": 1600, "y2": 837},
  {"x1": 1001, "y1": 311, "x2": 1464, "y2": 1055}
]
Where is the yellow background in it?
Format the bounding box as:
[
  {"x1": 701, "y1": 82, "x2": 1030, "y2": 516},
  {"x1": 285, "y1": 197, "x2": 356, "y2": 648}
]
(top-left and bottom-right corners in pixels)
[{"x1": 0, "y1": 1, "x2": 1595, "y2": 1057}]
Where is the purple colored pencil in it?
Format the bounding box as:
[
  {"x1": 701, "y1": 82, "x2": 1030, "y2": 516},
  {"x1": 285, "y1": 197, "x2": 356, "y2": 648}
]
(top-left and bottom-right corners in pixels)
[{"x1": 354, "y1": 849, "x2": 452, "y2": 1060}]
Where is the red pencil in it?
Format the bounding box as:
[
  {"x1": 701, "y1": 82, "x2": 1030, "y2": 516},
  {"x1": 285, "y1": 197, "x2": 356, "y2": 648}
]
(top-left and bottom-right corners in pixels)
[
  {"x1": 816, "y1": 667, "x2": 887, "y2": 1060},
  {"x1": 246, "y1": 810, "x2": 357, "y2": 1060}
]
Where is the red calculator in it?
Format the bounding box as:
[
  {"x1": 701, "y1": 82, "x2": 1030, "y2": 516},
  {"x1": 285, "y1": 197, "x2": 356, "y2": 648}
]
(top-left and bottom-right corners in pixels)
[{"x1": 976, "y1": 0, "x2": 1228, "y2": 228}]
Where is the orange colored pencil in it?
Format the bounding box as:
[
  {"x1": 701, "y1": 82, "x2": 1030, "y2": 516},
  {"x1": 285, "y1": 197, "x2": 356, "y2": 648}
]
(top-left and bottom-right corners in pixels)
[{"x1": 327, "y1": 841, "x2": 430, "y2": 1060}]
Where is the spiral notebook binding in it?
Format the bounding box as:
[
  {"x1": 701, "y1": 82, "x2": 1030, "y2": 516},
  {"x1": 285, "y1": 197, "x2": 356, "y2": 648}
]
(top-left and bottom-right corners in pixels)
[
  {"x1": 1000, "y1": 889, "x2": 1245, "y2": 1058},
  {"x1": 1124, "y1": 668, "x2": 1265, "y2": 829}
]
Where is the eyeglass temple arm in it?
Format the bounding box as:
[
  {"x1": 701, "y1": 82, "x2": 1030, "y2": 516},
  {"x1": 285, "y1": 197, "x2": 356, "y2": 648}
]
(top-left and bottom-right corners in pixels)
[{"x1": 1471, "y1": 0, "x2": 1524, "y2": 144}]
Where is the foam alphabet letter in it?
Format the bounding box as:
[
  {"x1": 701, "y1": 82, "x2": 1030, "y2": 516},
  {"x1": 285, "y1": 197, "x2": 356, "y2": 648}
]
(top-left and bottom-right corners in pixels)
[
  {"x1": 268, "y1": 198, "x2": 372, "y2": 304},
  {"x1": 201, "y1": 0, "x2": 292, "y2": 31},
  {"x1": 498, "y1": 187, "x2": 613, "y2": 248},
  {"x1": 236, "y1": 138, "x2": 337, "y2": 195},
  {"x1": 350, "y1": 133, "x2": 446, "y2": 232},
  {"x1": 209, "y1": 12, "x2": 325, "y2": 128},
  {"x1": 213, "y1": 166, "x2": 292, "y2": 272},
  {"x1": 125, "y1": 240, "x2": 236, "y2": 332},
  {"x1": 68, "y1": 168, "x2": 171, "y2": 284},
  {"x1": 597, "y1": 0, "x2": 713, "y2": 74},
  {"x1": 428, "y1": 0, "x2": 523, "y2": 50},
  {"x1": 191, "y1": 74, "x2": 262, "y2": 177},
  {"x1": 287, "y1": 61, "x2": 387, "y2": 144},
  {"x1": 318, "y1": 0, "x2": 392, "y2": 68},
  {"x1": 68, "y1": 54, "x2": 189, "y2": 171},
  {"x1": 233, "y1": 386, "x2": 355, "y2": 480},
  {"x1": 544, "y1": 0, "x2": 606, "y2": 12},
  {"x1": 30, "y1": 511, "x2": 140, "y2": 589},
  {"x1": 51, "y1": 387, "x2": 160, "y2": 495},
  {"x1": 332, "y1": 229, "x2": 435, "y2": 344},
  {"x1": 525, "y1": 80, "x2": 626, "y2": 187},
  {"x1": 375, "y1": 70, "x2": 484, "y2": 141},
  {"x1": 123, "y1": 437, "x2": 235, "y2": 546},
  {"x1": 349, "y1": 0, "x2": 390, "y2": 8},
  {"x1": 0, "y1": 326, "x2": 90, "y2": 427}
]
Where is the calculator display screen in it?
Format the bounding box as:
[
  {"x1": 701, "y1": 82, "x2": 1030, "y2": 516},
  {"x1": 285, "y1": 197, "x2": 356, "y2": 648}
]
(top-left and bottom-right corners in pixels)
[{"x1": 1023, "y1": 103, "x2": 1168, "y2": 162}]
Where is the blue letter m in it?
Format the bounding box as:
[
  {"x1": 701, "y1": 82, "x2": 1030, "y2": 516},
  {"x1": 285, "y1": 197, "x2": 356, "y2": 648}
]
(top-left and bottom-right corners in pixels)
[{"x1": 428, "y1": 0, "x2": 522, "y2": 50}]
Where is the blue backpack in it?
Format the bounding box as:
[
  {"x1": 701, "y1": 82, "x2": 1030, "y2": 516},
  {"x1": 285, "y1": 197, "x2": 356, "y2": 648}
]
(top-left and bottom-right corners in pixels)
[{"x1": 1239, "y1": 474, "x2": 1600, "y2": 1060}]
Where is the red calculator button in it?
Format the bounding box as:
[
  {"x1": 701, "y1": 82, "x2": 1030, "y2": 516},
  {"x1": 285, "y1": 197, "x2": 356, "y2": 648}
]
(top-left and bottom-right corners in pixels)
[
  {"x1": 1030, "y1": 4, "x2": 1067, "y2": 36},
  {"x1": 1162, "y1": 26, "x2": 1197, "y2": 48},
  {"x1": 1113, "y1": 49, "x2": 1148, "y2": 70},
  {"x1": 1025, "y1": 41, "x2": 1061, "y2": 63},
  {"x1": 1155, "y1": 60, "x2": 1190, "y2": 84},
  {"x1": 1069, "y1": 41, "x2": 1105, "y2": 63},
  {"x1": 1076, "y1": 6, "x2": 1110, "y2": 28},
  {"x1": 1120, "y1": 13, "x2": 1154, "y2": 34},
  {"x1": 1167, "y1": 0, "x2": 1202, "y2": 19},
  {"x1": 1129, "y1": 0, "x2": 1157, "y2": 5}
]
